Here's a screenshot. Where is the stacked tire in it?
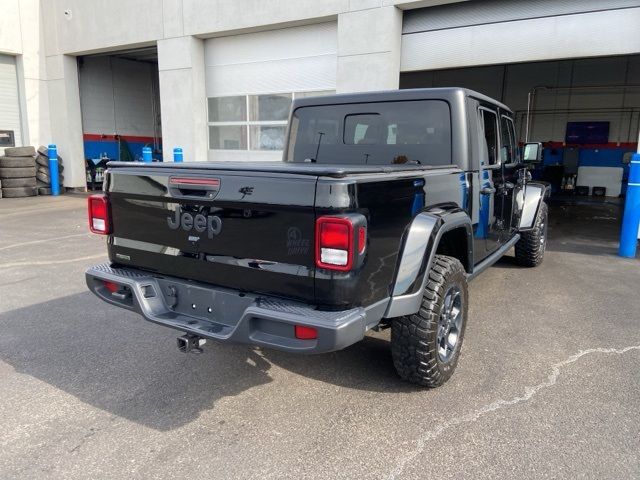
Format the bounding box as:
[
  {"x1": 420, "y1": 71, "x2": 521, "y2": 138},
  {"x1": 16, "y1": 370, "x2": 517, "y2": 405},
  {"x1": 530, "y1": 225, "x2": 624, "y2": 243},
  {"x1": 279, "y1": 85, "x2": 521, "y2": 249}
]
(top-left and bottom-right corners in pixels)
[
  {"x1": 0, "y1": 146, "x2": 38, "y2": 198},
  {"x1": 36, "y1": 145, "x2": 64, "y2": 195}
]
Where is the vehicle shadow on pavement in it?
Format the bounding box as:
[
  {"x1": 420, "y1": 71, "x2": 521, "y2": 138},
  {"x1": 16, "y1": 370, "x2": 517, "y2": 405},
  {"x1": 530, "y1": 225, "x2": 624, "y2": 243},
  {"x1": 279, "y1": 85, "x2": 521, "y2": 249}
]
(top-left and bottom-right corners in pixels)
[
  {"x1": 0, "y1": 291, "x2": 274, "y2": 431},
  {"x1": 0, "y1": 292, "x2": 414, "y2": 431},
  {"x1": 260, "y1": 333, "x2": 418, "y2": 393}
]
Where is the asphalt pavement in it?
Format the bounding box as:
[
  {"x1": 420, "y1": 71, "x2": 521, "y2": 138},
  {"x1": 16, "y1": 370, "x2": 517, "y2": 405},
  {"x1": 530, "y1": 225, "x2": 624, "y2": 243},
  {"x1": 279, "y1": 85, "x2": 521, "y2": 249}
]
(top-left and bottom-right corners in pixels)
[{"x1": 1, "y1": 194, "x2": 639, "y2": 479}]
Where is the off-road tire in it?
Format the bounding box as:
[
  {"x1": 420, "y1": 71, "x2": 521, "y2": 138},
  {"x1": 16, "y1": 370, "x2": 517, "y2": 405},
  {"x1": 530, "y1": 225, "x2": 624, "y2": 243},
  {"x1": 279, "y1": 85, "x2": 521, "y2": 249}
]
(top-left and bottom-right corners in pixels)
[
  {"x1": 36, "y1": 163, "x2": 64, "y2": 173},
  {"x1": 4, "y1": 146, "x2": 36, "y2": 157},
  {"x1": 36, "y1": 171, "x2": 50, "y2": 184},
  {"x1": 1, "y1": 186, "x2": 38, "y2": 198},
  {"x1": 37, "y1": 145, "x2": 49, "y2": 156},
  {"x1": 0, "y1": 156, "x2": 36, "y2": 168},
  {"x1": 0, "y1": 177, "x2": 36, "y2": 188},
  {"x1": 36, "y1": 155, "x2": 49, "y2": 167},
  {"x1": 0, "y1": 166, "x2": 36, "y2": 178},
  {"x1": 36, "y1": 171, "x2": 63, "y2": 185},
  {"x1": 391, "y1": 255, "x2": 469, "y2": 388},
  {"x1": 515, "y1": 202, "x2": 548, "y2": 267},
  {"x1": 38, "y1": 187, "x2": 52, "y2": 195}
]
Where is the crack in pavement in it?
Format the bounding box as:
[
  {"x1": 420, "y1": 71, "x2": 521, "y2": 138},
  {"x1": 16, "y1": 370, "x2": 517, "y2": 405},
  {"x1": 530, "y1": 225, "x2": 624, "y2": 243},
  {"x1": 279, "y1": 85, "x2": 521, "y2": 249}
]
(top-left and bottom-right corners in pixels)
[{"x1": 388, "y1": 345, "x2": 640, "y2": 480}]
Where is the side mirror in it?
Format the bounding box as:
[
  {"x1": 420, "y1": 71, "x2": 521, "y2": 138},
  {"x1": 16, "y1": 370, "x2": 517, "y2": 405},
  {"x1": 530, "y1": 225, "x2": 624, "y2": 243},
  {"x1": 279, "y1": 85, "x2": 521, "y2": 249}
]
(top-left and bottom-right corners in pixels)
[{"x1": 523, "y1": 142, "x2": 543, "y2": 163}]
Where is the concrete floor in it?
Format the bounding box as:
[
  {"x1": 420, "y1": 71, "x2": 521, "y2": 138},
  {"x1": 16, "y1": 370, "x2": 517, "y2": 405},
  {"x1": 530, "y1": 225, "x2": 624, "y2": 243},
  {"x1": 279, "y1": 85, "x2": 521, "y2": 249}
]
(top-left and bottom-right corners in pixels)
[{"x1": 0, "y1": 194, "x2": 639, "y2": 479}]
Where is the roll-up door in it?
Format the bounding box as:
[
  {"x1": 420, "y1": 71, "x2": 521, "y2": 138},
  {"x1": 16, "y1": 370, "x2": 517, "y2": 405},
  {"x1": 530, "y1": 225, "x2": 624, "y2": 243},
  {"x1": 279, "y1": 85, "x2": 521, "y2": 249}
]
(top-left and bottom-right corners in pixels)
[
  {"x1": 401, "y1": 0, "x2": 640, "y2": 72},
  {"x1": 0, "y1": 54, "x2": 22, "y2": 153}
]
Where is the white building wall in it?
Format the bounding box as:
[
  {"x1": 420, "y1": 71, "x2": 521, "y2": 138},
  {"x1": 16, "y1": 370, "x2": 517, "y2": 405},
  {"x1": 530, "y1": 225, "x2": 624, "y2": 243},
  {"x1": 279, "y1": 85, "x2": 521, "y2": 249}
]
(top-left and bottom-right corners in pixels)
[
  {"x1": 0, "y1": 0, "x2": 22, "y2": 55},
  {"x1": 0, "y1": 0, "x2": 51, "y2": 156},
  {"x1": 158, "y1": 36, "x2": 208, "y2": 162},
  {"x1": 336, "y1": 6, "x2": 402, "y2": 93},
  {"x1": 46, "y1": 54, "x2": 85, "y2": 188}
]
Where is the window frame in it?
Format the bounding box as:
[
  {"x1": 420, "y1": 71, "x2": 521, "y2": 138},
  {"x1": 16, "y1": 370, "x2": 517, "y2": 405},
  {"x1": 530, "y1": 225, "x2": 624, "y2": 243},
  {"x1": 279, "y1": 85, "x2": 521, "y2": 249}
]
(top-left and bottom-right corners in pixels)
[
  {"x1": 285, "y1": 99, "x2": 453, "y2": 165},
  {"x1": 478, "y1": 106, "x2": 501, "y2": 170},
  {"x1": 207, "y1": 91, "x2": 334, "y2": 153},
  {"x1": 500, "y1": 114, "x2": 519, "y2": 165}
]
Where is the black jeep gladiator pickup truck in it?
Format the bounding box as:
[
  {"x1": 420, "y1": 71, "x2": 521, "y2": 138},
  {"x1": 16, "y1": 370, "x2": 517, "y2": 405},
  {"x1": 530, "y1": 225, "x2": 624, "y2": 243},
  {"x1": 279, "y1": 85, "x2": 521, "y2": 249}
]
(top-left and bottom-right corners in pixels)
[{"x1": 86, "y1": 88, "x2": 547, "y2": 387}]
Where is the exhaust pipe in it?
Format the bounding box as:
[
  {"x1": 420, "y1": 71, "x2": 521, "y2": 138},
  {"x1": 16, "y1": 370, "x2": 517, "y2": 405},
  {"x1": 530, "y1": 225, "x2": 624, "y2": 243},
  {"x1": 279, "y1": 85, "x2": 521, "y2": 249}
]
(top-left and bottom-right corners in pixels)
[{"x1": 177, "y1": 334, "x2": 206, "y2": 354}]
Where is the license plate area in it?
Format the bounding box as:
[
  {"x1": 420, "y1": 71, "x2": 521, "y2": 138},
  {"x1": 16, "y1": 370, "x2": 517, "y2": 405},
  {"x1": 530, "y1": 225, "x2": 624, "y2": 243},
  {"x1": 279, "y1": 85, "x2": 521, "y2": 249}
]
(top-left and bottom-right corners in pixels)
[{"x1": 155, "y1": 278, "x2": 255, "y2": 328}]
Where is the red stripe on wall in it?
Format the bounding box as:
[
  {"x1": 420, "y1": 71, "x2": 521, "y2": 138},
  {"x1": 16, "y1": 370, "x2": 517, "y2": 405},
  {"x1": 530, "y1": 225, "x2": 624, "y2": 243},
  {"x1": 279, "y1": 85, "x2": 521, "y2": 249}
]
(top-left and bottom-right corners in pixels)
[{"x1": 83, "y1": 133, "x2": 160, "y2": 143}]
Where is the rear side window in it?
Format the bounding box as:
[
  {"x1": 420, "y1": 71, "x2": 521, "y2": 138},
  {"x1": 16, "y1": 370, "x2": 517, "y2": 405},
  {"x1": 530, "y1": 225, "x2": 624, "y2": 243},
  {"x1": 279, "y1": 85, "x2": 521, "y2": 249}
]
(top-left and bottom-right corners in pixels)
[
  {"x1": 286, "y1": 100, "x2": 452, "y2": 166},
  {"x1": 479, "y1": 108, "x2": 499, "y2": 167}
]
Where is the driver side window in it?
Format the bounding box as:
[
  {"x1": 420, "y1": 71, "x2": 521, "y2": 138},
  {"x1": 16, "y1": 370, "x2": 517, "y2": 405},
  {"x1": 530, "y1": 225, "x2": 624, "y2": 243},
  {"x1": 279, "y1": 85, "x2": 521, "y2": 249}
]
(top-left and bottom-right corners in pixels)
[{"x1": 500, "y1": 115, "x2": 517, "y2": 164}]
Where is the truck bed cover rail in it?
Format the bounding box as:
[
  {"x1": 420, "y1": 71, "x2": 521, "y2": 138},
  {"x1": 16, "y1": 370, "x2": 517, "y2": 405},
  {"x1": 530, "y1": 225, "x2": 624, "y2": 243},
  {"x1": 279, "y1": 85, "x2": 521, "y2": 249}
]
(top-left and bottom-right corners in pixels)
[{"x1": 106, "y1": 161, "x2": 454, "y2": 178}]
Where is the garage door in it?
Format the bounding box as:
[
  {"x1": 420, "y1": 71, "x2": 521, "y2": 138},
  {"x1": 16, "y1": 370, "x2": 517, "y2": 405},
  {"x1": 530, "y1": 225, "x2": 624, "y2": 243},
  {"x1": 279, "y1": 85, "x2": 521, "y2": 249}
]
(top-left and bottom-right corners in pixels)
[
  {"x1": 204, "y1": 22, "x2": 337, "y2": 161},
  {"x1": 79, "y1": 55, "x2": 160, "y2": 160},
  {"x1": 0, "y1": 54, "x2": 22, "y2": 154},
  {"x1": 401, "y1": 0, "x2": 640, "y2": 72}
]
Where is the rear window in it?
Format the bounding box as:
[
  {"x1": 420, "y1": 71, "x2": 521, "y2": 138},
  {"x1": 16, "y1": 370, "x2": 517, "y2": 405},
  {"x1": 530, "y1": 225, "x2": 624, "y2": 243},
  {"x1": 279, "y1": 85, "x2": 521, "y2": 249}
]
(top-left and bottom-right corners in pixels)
[{"x1": 286, "y1": 100, "x2": 451, "y2": 166}]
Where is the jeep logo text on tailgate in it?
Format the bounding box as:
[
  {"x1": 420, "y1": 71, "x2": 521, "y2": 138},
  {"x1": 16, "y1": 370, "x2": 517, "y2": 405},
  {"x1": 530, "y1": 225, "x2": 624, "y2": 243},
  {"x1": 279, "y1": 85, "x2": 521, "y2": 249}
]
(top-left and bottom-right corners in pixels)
[{"x1": 167, "y1": 207, "x2": 222, "y2": 239}]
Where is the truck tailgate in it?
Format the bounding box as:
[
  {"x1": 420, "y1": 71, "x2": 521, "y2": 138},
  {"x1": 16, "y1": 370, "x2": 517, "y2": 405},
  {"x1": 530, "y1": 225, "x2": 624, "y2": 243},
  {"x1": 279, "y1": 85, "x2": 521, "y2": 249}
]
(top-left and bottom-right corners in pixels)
[{"x1": 106, "y1": 166, "x2": 317, "y2": 302}]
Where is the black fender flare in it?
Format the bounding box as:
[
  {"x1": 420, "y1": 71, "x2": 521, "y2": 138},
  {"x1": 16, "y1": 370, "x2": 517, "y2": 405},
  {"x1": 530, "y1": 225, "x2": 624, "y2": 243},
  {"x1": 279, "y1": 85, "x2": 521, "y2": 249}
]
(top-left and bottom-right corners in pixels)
[{"x1": 384, "y1": 208, "x2": 472, "y2": 318}]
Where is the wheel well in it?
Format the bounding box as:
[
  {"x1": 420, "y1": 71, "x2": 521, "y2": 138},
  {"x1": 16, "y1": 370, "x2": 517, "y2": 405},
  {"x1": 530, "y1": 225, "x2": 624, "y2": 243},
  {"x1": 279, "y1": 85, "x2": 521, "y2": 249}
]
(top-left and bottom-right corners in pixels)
[{"x1": 435, "y1": 227, "x2": 471, "y2": 273}]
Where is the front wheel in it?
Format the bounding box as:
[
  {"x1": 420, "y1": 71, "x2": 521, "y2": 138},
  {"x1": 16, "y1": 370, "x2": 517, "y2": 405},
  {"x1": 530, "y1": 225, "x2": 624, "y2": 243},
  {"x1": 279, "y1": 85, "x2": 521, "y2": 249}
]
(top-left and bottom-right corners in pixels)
[
  {"x1": 391, "y1": 255, "x2": 468, "y2": 388},
  {"x1": 515, "y1": 202, "x2": 548, "y2": 267}
]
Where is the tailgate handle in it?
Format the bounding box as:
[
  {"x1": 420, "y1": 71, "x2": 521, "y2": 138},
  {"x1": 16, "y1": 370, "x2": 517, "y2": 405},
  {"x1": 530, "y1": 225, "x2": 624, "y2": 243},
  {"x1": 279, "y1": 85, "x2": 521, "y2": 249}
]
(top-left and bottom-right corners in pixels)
[{"x1": 169, "y1": 177, "x2": 220, "y2": 199}]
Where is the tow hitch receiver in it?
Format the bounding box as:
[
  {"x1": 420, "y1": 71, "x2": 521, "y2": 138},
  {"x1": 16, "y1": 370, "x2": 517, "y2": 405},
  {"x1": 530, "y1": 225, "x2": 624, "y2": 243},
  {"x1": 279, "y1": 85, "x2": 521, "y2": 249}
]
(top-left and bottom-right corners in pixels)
[{"x1": 177, "y1": 334, "x2": 207, "y2": 354}]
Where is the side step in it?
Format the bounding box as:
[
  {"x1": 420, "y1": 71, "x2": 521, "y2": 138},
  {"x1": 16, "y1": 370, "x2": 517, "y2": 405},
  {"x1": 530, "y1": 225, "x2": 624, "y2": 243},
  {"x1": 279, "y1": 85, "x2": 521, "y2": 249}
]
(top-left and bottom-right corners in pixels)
[{"x1": 467, "y1": 234, "x2": 521, "y2": 282}]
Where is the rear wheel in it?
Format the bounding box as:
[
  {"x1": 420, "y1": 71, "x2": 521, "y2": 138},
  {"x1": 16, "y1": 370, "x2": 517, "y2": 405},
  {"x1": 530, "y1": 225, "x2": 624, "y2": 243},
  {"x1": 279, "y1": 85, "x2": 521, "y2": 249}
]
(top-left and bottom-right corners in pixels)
[
  {"x1": 391, "y1": 255, "x2": 468, "y2": 387},
  {"x1": 515, "y1": 202, "x2": 548, "y2": 267}
]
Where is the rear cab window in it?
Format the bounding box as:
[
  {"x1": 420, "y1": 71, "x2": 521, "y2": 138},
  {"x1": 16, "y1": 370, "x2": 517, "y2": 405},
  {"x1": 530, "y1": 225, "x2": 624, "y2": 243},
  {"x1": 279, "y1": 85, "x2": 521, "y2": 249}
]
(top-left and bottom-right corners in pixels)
[{"x1": 286, "y1": 100, "x2": 452, "y2": 166}]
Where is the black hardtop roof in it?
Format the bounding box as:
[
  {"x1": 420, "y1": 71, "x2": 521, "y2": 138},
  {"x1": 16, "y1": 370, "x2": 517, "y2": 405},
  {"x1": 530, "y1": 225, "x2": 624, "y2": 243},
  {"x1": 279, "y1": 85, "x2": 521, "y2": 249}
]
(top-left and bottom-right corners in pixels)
[{"x1": 293, "y1": 87, "x2": 512, "y2": 114}]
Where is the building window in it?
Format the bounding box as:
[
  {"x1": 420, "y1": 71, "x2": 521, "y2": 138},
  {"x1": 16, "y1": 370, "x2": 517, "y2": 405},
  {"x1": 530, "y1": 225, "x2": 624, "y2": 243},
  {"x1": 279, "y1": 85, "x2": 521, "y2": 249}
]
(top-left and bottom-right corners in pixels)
[{"x1": 207, "y1": 91, "x2": 334, "y2": 152}]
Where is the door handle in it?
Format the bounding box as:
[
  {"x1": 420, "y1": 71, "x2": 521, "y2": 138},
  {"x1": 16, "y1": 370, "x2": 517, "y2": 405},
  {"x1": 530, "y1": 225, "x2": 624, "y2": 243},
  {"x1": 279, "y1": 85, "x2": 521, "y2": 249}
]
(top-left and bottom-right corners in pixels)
[{"x1": 480, "y1": 187, "x2": 496, "y2": 195}]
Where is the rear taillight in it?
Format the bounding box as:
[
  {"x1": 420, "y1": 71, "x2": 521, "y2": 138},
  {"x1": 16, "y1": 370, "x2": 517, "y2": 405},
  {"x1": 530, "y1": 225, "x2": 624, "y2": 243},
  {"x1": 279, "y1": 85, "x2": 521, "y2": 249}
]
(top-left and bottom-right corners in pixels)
[
  {"x1": 88, "y1": 194, "x2": 111, "y2": 234},
  {"x1": 315, "y1": 217, "x2": 354, "y2": 271}
]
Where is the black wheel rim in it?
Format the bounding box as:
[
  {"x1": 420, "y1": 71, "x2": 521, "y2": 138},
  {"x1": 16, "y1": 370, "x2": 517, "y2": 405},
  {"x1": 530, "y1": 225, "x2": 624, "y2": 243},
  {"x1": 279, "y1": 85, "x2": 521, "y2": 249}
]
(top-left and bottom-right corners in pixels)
[{"x1": 437, "y1": 285, "x2": 463, "y2": 363}]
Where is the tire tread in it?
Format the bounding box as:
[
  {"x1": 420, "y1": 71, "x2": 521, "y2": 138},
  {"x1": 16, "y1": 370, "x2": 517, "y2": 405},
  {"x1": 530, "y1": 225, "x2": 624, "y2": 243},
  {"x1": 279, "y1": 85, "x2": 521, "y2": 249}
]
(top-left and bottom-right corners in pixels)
[
  {"x1": 515, "y1": 202, "x2": 548, "y2": 267},
  {"x1": 391, "y1": 255, "x2": 468, "y2": 388}
]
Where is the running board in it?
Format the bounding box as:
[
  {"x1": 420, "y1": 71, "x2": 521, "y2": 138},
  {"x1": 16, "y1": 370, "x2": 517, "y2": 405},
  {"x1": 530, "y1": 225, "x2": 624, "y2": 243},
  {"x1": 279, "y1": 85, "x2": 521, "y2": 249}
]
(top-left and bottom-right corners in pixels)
[{"x1": 467, "y1": 234, "x2": 520, "y2": 282}]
